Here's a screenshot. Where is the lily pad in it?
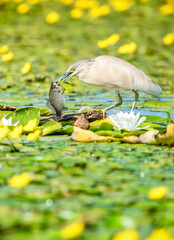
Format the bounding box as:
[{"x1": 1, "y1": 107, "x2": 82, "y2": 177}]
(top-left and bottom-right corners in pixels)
[
  {"x1": 6, "y1": 107, "x2": 40, "y2": 126},
  {"x1": 140, "y1": 101, "x2": 174, "y2": 111},
  {"x1": 42, "y1": 122, "x2": 62, "y2": 136},
  {"x1": 145, "y1": 115, "x2": 168, "y2": 125}
]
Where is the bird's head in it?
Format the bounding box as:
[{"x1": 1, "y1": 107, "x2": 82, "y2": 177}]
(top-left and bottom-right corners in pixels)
[{"x1": 56, "y1": 59, "x2": 94, "y2": 83}]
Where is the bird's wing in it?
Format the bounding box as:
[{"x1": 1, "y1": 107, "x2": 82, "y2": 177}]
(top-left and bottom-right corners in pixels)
[{"x1": 95, "y1": 55, "x2": 162, "y2": 97}]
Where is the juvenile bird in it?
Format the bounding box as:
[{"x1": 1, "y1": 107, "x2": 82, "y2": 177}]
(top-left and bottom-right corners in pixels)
[{"x1": 57, "y1": 55, "x2": 162, "y2": 114}]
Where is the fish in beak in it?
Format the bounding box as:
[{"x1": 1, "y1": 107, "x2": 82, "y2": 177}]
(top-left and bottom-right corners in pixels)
[{"x1": 46, "y1": 82, "x2": 64, "y2": 117}]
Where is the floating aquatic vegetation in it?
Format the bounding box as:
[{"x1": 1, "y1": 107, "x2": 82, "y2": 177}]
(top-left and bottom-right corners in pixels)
[
  {"x1": 148, "y1": 186, "x2": 168, "y2": 200},
  {"x1": 0, "y1": 1, "x2": 174, "y2": 239},
  {"x1": 118, "y1": 42, "x2": 137, "y2": 54},
  {"x1": 8, "y1": 172, "x2": 32, "y2": 188},
  {"x1": 45, "y1": 11, "x2": 60, "y2": 24}
]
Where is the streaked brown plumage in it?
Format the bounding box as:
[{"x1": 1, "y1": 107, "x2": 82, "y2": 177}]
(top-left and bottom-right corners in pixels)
[{"x1": 57, "y1": 55, "x2": 162, "y2": 112}]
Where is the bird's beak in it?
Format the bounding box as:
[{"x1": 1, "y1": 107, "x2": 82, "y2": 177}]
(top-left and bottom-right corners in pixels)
[{"x1": 56, "y1": 71, "x2": 72, "y2": 83}]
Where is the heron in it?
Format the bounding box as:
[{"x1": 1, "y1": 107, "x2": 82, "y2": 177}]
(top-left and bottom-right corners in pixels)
[{"x1": 57, "y1": 55, "x2": 162, "y2": 116}]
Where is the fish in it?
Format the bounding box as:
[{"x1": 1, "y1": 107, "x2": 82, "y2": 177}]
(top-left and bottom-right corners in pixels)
[{"x1": 46, "y1": 82, "x2": 65, "y2": 117}]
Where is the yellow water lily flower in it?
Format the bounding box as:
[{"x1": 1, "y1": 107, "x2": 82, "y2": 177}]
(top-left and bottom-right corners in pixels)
[
  {"x1": 163, "y1": 33, "x2": 174, "y2": 45},
  {"x1": 112, "y1": 229, "x2": 139, "y2": 240},
  {"x1": 160, "y1": 4, "x2": 174, "y2": 15},
  {"x1": 17, "y1": 3, "x2": 30, "y2": 14},
  {"x1": 107, "y1": 34, "x2": 120, "y2": 45},
  {"x1": 140, "y1": 0, "x2": 149, "y2": 2},
  {"x1": 89, "y1": 4, "x2": 110, "y2": 18},
  {"x1": 21, "y1": 62, "x2": 31, "y2": 74},
  {"x1": 0, "y1": 44, "x2": 9, "y2": 53},
  {"x1": 23, "y1": 119, "x2": 38, "y2": 132},
  {"x1": 8, "y1": 125, "x2": 23, "y2": 139},
  {"x1": 70, "y1": 8, "x2": 83, "y2": 18},
  {"x1": 75, "y1": 0, "x2": 90, "y2": 9},
  {"x1": 8, "y1": 172, "x2": 32, "y2": 188},
  {"x1": 13, "y1": 125, "x2": 23, "y2": 136},
  {"x1": 110, "y1": 0, "x2": 134, "y2": 12},
  {"x1": 60, "y1": 0, "x2": 74, "y2": 5},
  {"x1": 0, "y1": 126, "x2": 9, "y2": 139},
  {"x1": 97, "y1": 34, "x2": 120, "y2": 48},
  {"x1": 45, "y1": 12, "x2": 59, "y2": 24},
  {"x1": 97, "y1": 39, "x2": 109, "y2": 48},
  {"x1": 13, "y1": 0, "x2": 23, "y2": 3},
  {"x1": 8, "y1": 131, "x2": 20, "y2": 139},
  {"x1": 27, "y1": 0, "x2": 40, "y2": 4},
  {"x1": 74, "y1": 0, "x2": 98, "y2": 9},
  {"x1": 118, "y1": 42, "x2": 137, "y2": 54},
  {"x1": 60, "y1": 221, "x2": 85, "y2": 239},
  {"x1": 148, "y1": 186, "x2": 168, "y2": 200},
  {"x1": 145, "y1": 229, "x2": 174, "y2": 240},
  {"x1": 27, "y1": 129, "x2": 41, "y2": 141},
  {"x1": 166, "y1": 0, "x2": 174, "y2": 4},
  {"x1": 87, "y1": 0, "x2": 99, "y2": 9},
  {"x1": 2, "y1": 52, "x2": 14, "y2": 62}
]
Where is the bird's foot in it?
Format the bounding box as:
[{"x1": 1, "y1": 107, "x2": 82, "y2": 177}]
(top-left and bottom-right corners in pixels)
[{"x1": 101, "y1": 108, "x2": 107, "y2": 119}]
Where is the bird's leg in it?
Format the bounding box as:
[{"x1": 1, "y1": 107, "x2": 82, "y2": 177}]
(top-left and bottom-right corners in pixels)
[
  {"x1": 102, "y1": 90, "x2": 123, "y2": 118},
  {"x1": 131, "y1": 90, "x2": 139, "y2": 112}
]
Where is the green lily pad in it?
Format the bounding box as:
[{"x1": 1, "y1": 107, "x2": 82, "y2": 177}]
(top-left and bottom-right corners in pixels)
[
  {"x1": 61, "y1": 125, "x2": 74, "y2": 135},
  {"x1": 42, "y1": 122, "x2": 62, "y2": 136},
  {"x1": 140, "y1": 101, "x2": 174, "y2": 111},
  {"x1": 145, "y1": 115, "x2": 167, "y2": 125},
  {"x1": 89, "y1": 122, "x2": 114, "y2": 132},
  {"x1": 95, "y1": 130, "x2": 115, "y2": 137},
  {"x1": 98, "y1": 122, "x2": 114, "y2": 131},
  {"x1": 6, "y1": 107, "x2": 40, "y2": 126}
]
